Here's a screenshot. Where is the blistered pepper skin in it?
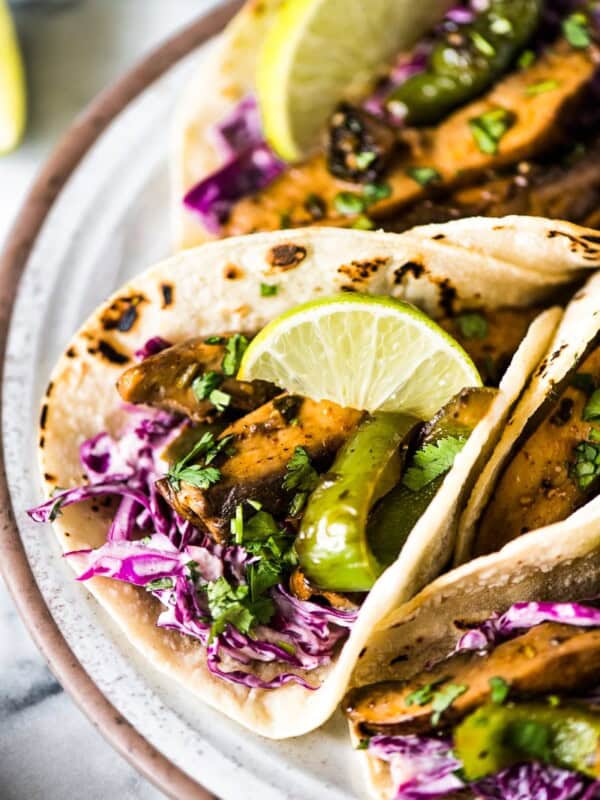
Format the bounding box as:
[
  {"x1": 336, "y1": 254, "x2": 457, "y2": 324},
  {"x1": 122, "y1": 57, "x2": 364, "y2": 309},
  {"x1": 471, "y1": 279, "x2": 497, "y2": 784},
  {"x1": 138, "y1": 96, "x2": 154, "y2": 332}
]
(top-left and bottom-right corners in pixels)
[
  {"x1": 387, "y1": 0, "x2": 542, "y2": 125},
  {"x1": 295, "y1": 413, "x2": 417, "y2": 592},
  {"x1": 455, "y1": 702, "x2": 600, "y2": 781}
]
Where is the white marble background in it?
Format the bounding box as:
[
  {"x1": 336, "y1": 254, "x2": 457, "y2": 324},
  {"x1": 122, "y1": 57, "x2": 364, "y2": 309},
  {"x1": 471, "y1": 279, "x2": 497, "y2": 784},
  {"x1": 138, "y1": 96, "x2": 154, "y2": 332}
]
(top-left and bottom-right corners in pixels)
[{"x1": 0, "y1": 2, "x2": 219, "y2": 798}]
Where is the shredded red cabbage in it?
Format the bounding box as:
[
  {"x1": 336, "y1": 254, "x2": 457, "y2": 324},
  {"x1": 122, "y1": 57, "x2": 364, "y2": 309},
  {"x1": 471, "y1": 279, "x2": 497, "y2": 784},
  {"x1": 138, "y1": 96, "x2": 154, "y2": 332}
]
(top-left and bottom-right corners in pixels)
[
  {"x1": 183, "y1": 96, "x2": 284, "y2": 233},
  {"x1": 134, "y1": 336, "x2": 171, "y2": 362},
  {"x1": 455, "y1": 601, "x2": 600, "y2": 653},
  {"x1": 28, "y1": 403, "x2": 356, "y2": 689},
  {"x1": 369, "y1": 735, "x2": 600, "y2": 800}
]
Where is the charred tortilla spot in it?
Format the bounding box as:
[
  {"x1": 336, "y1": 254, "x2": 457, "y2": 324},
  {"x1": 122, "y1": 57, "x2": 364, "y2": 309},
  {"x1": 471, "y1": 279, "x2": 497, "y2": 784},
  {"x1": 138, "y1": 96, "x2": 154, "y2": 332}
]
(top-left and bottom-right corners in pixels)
[
  {"x1": 267, "y1": 243, "x2": 307, "y2": 271},
  {"x1": 340, "y1": 285, "x2": 358, "y2": 292},
  {"x1": 160, "y1": 283, "x2": 173, "y2": 307},
  {"x1": 39, "y1": 436, "x2": 45, "y2": 448},
  {"x1": 582, "y1": 234, "x2": 600, "y2": 244},
  {"x1": 438, "y1": 278, "x2": 457, "y2": 316},
  {"x1": 359, "y1": 647, "x2": 367, "y2": 658},
  {"x1": 97, "y1": 340, "x2": 130, "y2": 365},
  {"x1": 339, "y1": 257, "x2": 388, "y2": 283},
  {"x1": 40, "y1": 404, "x2": 48, "y2": 430},
  {"x1": 44, "y1": 472, "x2": 55, "y2": 482},
  {"x1": 224, "y1": 264, "x2": 245, "y2": 280},
  {"x1": 549, "y1": 344, "x2": 568, "y2": 362},
  {"x1": 66, "y1": 346, "x2": 76, "y2": 358},
  {"x1": 45, "y1": 381, "x2": 54, "y2": 398},
  {"x1": 390, "y1": 654, "x2": 409, "y2": 665},
  {"x1": 100, "y1": 294, "x2": 146, "y2": 333},
  {"x1": 393, "y1": 261, "x2": 425, "y2": 284},
  {"x1": 431, "y1": 234, "x2": 445, "y2": 240}
]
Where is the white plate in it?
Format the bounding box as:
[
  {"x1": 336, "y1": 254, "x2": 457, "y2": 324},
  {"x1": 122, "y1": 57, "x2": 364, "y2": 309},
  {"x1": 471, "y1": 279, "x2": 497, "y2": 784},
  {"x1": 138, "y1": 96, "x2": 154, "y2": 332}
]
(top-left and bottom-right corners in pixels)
[{"x1": 2, "y1": 22, "x2": 365, "y2": 800}]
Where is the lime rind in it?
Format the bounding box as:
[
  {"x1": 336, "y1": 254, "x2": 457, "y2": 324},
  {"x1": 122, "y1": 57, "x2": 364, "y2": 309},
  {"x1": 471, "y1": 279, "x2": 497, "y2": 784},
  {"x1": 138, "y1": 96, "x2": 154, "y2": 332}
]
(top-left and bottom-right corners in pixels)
[
  {"x1": 238, "y1": 294, "x2": 481, "y2": 418},
  {"x1": 0, "y1": 0, "x2": 26, "y2": 155}
]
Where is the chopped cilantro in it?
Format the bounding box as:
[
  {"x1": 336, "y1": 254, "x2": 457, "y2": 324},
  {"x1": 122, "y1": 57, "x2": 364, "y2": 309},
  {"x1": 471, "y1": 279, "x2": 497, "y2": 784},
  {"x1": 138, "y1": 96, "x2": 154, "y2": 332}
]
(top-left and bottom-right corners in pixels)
[
  {"x1": 518, "y1": 49, "x2": 535, "y2": 69},
  {"x1": 166, "y1": 432, "x2": 234, "y2": 490},
  {"x1": 204, "y1": 335, "x2": 226, "y2": 345},
  {"x1": 469, "y1": 108, "x2": 515, "y2": 155},
  {"x1": 526, "y1": 79, "x2": 560, "y2": 96},
  {"x1": 405, "y1": 678, "x2": 446, "y2": 707},
  {"x1": 276, "y1": 640, "x2": 296, "y2": 656},
  {"x1": 470, "y1": 31, "x2": 495, "y2": 57},
  {"x1": 352, "y1": 215, "x2": 376, "y2": 230},
  {"x1": 209, "y1": 388, "x2": 231, "y2": 413},
  {"x1": 431, "y1": 683, "x2": 467, "y2": 726},
  {"x1": 489, "y1": 676, "x2": 510, "y2": 704},
  {"x1": 283, "y1": 446, "x2": 319, "y2": 515},
  {"x1": 206, "y1": 576, "x2": 275, "y2": 640},
  {"x1": 406, "y1": 166, "x2": 441, "y2": 187},
  {"x1": 363, "y1": 182, "x2": 392, "y2": 205},
  {"x1": 572, "y1": 373, "x2": 596, "y2": 395},
  {"x1": 279, "y1": 212, "x2": 292, "y2": 229},
  {"x1": 572, "y1": 440, "x2": 600, "y2": 489},
  {"x1": 356, "y1": 738, "x2": 370, "y2": 751},
  {"x1": 230, "y1": 502, "x2": 245, "y2": 543},
  {"x1": 563, "y1": 12, "x2": 591, "y2": 49},
  {"x1": 403, "y1": 436, "x2": 466, "y2": 492},
  {"x1": 334, "y1": 191, "x2": 365, "y2": 215},
  {"x1": 145, "y1": 577, "x2": 174, "y2": 591},
  {"x1": 355, "y1": 151, "x2": 377, "y2": 170},
  {"x1": 583, "y1": 389, "x2": 600, "y2": 421},
  {"x1": 547, "y1": 694, "x2": 561, "y2": 708},
  {"x1": 192, "y1": 370, "x2": 223, "y2": 401},
  {"x1": 260, "y1": 282, "x2": 279, "y2": 297},
  {"x1": 455, "y1": 312, "x2": 489, "y2": 340},
  {"x1": 222, "y1": 334, "x2": 249, "y2": 376}
]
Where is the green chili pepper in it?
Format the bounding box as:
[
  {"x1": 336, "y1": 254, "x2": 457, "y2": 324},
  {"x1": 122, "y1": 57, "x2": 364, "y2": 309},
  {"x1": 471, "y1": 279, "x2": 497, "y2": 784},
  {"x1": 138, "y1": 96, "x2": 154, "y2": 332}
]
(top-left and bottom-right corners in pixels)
[
  {"x1": 455, "y1": 702, "x2": 600, "y2": 781},
  {"x1": 387, "y1": 0, "x2": 542, "y2": 125},
  {"x1": 295, "y1": 413, "x2": 418, "y2": 592}
]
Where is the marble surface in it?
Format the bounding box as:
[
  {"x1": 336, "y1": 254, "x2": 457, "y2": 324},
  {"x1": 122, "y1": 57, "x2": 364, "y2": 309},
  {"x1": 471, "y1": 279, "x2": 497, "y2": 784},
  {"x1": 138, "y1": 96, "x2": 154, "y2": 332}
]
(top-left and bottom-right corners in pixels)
[{"x1": 0, "y1": 2, "x2": 218, "y2": 798}]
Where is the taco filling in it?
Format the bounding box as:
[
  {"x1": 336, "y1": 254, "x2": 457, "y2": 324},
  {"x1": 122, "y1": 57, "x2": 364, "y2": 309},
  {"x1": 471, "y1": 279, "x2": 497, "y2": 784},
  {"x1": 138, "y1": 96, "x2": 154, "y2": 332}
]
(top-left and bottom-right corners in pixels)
[
  {"x1": 27, "y1": 296, "x2": 524, "y2": 689},
  {"x1": 345, "y1": 600, "x2": 600, "y2": 799},
  {"x1": 182, "y1": 1, "x2": 600, "y2": 238}
]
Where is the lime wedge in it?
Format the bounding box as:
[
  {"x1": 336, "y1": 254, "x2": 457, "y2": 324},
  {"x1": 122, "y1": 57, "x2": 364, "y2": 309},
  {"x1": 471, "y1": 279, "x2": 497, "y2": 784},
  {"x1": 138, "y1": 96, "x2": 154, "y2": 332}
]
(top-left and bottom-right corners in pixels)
[
  {"x1": 257, "y1": 0, "x2": 446, "y2": 161},
  {"x1": 0, "y1": 0, "x2": 26, "y2": 155},
  {"x1": 238, "y1": 295, "x2": 481, "y2": 418}
]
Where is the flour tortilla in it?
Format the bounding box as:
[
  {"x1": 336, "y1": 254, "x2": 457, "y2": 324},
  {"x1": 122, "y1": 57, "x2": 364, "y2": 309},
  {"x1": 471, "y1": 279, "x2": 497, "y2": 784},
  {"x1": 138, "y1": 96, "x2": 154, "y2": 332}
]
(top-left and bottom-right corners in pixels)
[
  {"x1": 38, "y1": 222, "x2": 596, "y2": 738},
  {"x1": 349, "y1": 494, "x2": 600, "y2": 799},
  {"x1": 454, "y1": 269, "x2": 600, "y2": 564},
  {"x1": 171, "y1": 0, "x2": 452, "y2": 250}
]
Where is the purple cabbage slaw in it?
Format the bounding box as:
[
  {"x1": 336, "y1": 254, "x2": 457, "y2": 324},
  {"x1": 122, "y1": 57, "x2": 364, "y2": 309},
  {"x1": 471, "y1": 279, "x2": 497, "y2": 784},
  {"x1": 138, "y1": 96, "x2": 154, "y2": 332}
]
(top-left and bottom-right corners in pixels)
[
  {"x1": 455, "y1": 601, "x2": 600, "y2": 653},
  {"x1": 27, "y1": 347, "x2": 357, "y2": 689},
  {"x1": 370, "y1": 733, "x2": 600, "y2": 800}
]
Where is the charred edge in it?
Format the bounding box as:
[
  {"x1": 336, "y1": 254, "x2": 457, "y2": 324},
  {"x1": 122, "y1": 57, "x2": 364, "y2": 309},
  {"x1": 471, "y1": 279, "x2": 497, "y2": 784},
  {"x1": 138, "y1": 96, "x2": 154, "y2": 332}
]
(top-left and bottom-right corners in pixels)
[
  {"x1": 97, "y1": 340, "x2": 130, "y2": 365},
  {"x1": 39, "y1": 436, "x2": 45, "y2": 448},
  {"x1": 438, "y1": 278, "x2": 457, "y2": 316},
  {"x1": 45, "y1": 381, "x2": 54, "y2": 398},
  {"x1": 267, "y1": 243, "x2": 307, "y2": 270},
  {"x1": 161, "y1": 283, "x2": 173, "y2": 307},
  {"x1": 66, "y1": 346, "x2": 76, "y2": 358},
  {"x1": 44, "y1": 472, "x2": 55, "y2": 482},
  {"x1": 547, "y1": 229, "x2": 599, "y2": 254},
  {"x1": 581, "y1": 234, "x2": 600, "y2": 244},
  {"x1": 431, "y1": 234, "x2": 445, "y2": 240},
  {"x1": 339, "y1": 258, "x2": 388, "y2": 283},
  {"x1": 549, "y1": 343, "x2": 569, "y2": 363},
  {"x1": 224, "y1": 264, "x2": 245, "y2": 280},
  {"x1": 100, "y1": 294, "x2": 146, "y2": 333},
  {"x1": 358, "y1": 647, "x2": 367, "y2": 658},
  {"x1": 389, "y1": 654, "x2": 409, "y2": 666},
  {"x1": 40, "y1": 404, "x2": 48, "y2": 430},
  {"x1": 340, "y1": 285, "x2": 358, "y2": 292},
  {"x1": 394, "y1": 261, "x2": 424, "y2": 284}
]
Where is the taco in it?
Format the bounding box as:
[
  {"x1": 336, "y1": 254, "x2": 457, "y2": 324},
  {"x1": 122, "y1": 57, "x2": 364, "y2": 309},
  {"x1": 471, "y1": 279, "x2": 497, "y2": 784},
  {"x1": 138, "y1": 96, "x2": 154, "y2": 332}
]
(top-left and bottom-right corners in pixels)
[
  {"x1": 173, "y1": 0, "x2": 600, "y2": 249},
  {"x1": 455, "y1": 268, "x2": 600, "y2": 563},
  {"x1": 344, "y1": 492, "x2": 600, "y2": 800},
  {"x1": 27, "y1": 221, "x2": 599, "y2": 738}
]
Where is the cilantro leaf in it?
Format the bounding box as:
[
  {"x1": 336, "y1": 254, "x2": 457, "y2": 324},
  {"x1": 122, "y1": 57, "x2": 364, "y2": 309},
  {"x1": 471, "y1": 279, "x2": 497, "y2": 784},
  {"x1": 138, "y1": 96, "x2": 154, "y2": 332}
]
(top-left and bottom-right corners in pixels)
[
  {"x1": 205, "y1": 335, "x2": 226, "y2": 345},
  {"x1": 260, "y1": 283, "x2": 279, "y2": 297},
  {"x1": 469, "y1": 108, "x2": 515, "y2": 155},
  {"x1": 363, "y1": 182, "x2": 392, "y2": 205},
  {"x1": 334, "y1": 191, "x2": 365, "y2": 215},
  {"x1": 145, "y1": 577, "x2": 174, "y2": 591},
  {"x1": 526, "y1": 79, "x2": 560, "y2": 97},
  {"x1": 283, "y1": 447, "x2": 319, "y2": 492},
  {"x1": 222, "y1": 334, "x2": 249, "y2": 376},
  {"x1": 563, "y1": 12, "x2": 591, "y2": 49},
  {"x1": 489, "y1": 676, "x2": 510, "y2": 704},
  {"x1": 356, "y1": 738, "x2": 370, "y2": 751},
  {"x1": 403, "y1": 436, "x2": 466, "y2": 492},
  {"x1": 430, "y1": 683, "x2": 468, "y2": 726},
  {"x1": 405, "y1": 678, "x2": 446, "y2": 707},
  {"x1": 166, "y1": 432, "x2": 234, "y2": 489},
  {"x1": 406, "y1": 166, "x2": 441, "y2": 187},
  {"x1": 172, "y1": 465, "x2": 221, "y2": 490},
  {"x1": 209, "y1": 388, "x2": 231, "y2": 413},
  {"x1": 352, "y1": 215, "x2": 376, "y2": 230},
  {"x1": 583, "y1": 389, "x2": 600, "y2": 421},
  {"x1": 205, "y1": 577, "x2": 275, "y2": 640},
  {"x1": 192, "y1": 371, "x2": 223, "y2": 401},
  {"x1": 572, "y1": 440, "x2": 600, "y2": 489},
  {"x1": 455, "y1": 312, "x2": 489, "y2": 340}
]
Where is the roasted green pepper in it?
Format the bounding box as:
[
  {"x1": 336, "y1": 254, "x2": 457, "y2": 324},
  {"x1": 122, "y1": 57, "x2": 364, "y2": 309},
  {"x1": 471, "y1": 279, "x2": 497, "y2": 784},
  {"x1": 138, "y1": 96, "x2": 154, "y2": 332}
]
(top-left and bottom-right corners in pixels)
[
  {"x1": 368, "y1": 387, "x2": 496, "y2": 568},
  {"x1": 387, "y1": 0, "x2": 542, "y2": 125},
  {"x1": 295, "y1": 413, "x2": 417, "y2": 592},
  {"x1": 455, "y1": 702, "x2": 600, "y2": 781}
]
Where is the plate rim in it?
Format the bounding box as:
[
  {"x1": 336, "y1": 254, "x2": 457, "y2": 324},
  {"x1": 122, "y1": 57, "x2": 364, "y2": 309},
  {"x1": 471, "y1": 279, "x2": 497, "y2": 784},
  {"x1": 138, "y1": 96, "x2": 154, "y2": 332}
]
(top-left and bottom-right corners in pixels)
[{"x1": 0, "y1": 3, "x2": 243, "y2": 798}]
